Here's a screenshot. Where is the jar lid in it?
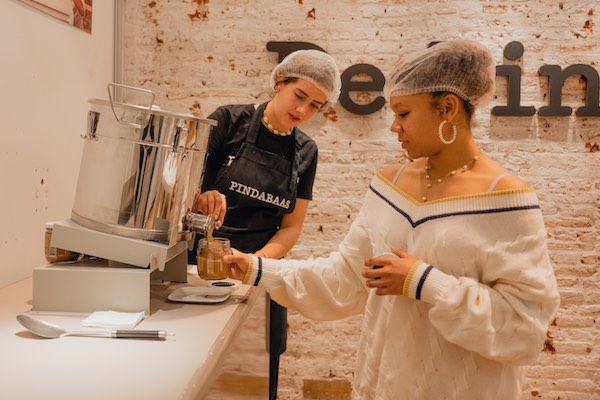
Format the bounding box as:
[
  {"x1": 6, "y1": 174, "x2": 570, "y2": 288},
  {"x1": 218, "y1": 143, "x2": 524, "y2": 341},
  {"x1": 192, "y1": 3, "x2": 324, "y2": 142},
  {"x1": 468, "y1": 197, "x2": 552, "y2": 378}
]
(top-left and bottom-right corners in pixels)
[
  {"x1": 209, "y1": 280, "x2": 240, "y2": 290},
  {"x1": 44, "y1": 220, "x2": 64, "y2": 229}
]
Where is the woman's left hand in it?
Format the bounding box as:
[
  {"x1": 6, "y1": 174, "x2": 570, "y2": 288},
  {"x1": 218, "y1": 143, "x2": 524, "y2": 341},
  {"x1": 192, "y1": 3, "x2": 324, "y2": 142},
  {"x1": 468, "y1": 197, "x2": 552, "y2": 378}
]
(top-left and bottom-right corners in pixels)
[
  {"x1": 362, "y1": 246, "x2": 417, "y2": 296},
  {"x1": 223, "y1": 249, "x2": 251, "y2": 281}
]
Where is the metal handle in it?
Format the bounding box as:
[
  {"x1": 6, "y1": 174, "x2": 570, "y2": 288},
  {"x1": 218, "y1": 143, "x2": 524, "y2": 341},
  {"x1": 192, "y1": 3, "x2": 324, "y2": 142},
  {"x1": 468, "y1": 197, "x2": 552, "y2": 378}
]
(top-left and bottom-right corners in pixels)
[
  {"x1": 61, "y1": 330, "x2": 113, "y2": 338},
  {"x1": 107, "y1": 83, "x2": 156, "y2": 129},
  {"x1": 61, "y1": 330, "x2": 168, "y2": 339},
  {"x1": 113, "y1": 330, "x2": 168, "y2": 340}
]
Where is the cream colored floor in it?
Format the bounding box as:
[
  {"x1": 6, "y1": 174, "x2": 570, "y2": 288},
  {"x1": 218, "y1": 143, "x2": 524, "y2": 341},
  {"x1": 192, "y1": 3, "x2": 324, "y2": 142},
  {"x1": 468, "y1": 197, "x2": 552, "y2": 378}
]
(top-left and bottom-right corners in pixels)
[
  {"x1": 205, "y1": 373, "x2": 269, "y2": 399},
  {"x1": 205, "y1": 373, "x2": 351, "y2": 399}
]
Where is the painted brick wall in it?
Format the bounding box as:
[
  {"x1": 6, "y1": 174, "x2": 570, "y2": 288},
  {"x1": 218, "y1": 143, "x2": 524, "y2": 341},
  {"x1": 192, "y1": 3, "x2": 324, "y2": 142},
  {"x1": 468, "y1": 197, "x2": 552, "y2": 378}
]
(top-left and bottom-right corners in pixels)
[{"x1": 122, "y1": 1, "x2": 600, "y2": 398}]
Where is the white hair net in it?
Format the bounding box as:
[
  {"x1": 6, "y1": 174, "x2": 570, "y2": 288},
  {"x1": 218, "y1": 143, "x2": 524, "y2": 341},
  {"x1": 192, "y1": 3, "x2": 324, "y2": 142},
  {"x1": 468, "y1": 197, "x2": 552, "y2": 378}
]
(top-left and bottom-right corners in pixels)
[
  {"x1": 383, "y1": 39, "x2": 496, "y2": 107},
  {"x1": 269, "y1": 49, "x2": 341, "y2": 105}
]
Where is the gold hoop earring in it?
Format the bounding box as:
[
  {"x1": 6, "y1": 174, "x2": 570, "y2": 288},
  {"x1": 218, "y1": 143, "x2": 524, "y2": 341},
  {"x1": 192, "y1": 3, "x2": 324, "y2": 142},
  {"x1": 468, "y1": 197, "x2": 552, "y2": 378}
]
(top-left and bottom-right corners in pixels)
[{"x1": 438, "y1": 120, "x2": 457, "y2": 145}]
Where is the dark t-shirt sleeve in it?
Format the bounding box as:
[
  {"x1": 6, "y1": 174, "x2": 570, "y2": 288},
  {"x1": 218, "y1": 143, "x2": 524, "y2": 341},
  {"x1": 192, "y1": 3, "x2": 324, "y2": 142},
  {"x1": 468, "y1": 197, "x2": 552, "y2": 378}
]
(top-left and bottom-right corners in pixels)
[
  {"x1": 200, "y1": 106, "x2": 229, "y2": 191},
  {"x1": 201, "y1": 104, "x2": 253, "y2": 192}
]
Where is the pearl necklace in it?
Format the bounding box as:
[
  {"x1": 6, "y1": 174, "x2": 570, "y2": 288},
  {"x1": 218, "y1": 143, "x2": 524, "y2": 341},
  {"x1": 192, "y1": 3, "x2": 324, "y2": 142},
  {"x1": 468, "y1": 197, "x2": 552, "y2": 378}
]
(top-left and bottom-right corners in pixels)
[
  {"x1": 262, "y1": 115, "x2": 293, "y2": 136},
  {"x1": 422, "y1": 151, "x2": 482, "y2": 202}
]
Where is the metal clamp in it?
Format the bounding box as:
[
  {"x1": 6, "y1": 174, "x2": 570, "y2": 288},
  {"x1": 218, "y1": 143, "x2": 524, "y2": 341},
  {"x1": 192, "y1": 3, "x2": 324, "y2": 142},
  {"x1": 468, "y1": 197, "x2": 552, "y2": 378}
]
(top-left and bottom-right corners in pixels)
[{"x1": 81, "y1": 110, "x2": 100, "y2": 140}]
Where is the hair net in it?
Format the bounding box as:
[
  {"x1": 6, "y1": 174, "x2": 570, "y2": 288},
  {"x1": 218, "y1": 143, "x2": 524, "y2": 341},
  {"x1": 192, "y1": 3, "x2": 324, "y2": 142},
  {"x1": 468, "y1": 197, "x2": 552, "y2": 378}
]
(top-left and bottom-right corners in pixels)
[
  {"x1": 383, "y1": 39, "x2": 496, "y2": 107},
  {"x1": 270, "y1": 49, "x2": 341, "y2": 105}
]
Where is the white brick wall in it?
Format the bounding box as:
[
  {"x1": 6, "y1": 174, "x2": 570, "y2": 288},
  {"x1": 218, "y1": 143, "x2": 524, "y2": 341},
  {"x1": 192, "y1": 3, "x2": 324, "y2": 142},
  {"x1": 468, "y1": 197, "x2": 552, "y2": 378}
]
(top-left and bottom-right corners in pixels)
[{"x1": 123, "y1": 1, "x2": 600, "y2": 398}]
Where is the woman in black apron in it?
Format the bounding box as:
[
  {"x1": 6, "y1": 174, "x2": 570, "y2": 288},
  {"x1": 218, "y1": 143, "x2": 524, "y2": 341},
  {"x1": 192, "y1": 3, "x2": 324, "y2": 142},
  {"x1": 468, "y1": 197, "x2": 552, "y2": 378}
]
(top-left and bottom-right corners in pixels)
[{"x1": 189, "y1": 50, "x2": 341, "y2": 399}]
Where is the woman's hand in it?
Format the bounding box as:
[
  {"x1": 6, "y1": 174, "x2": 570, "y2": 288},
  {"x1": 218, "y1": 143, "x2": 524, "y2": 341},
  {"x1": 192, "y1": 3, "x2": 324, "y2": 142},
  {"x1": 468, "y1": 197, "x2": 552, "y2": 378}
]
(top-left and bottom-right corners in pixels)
[
  {"x1": 223, "y1": 249, "x2": 251, "y2": 281},
  {"x1": 362, "y1": 246, "x2": 417, "y2": 296},
  {"x1": 192, "y1": 189, "x2": 227, "y2": 226}
]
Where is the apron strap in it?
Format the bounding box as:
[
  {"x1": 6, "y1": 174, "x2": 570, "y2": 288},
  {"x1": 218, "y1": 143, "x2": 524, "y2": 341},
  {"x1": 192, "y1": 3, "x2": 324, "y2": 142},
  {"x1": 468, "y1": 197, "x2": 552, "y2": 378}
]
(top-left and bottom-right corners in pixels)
[
  {"x1": 245, "y1": 102, "x2": 267, "y2": 146},
  {"x1": 289, "y1": 136, "x2": 300, "y2": 193}
]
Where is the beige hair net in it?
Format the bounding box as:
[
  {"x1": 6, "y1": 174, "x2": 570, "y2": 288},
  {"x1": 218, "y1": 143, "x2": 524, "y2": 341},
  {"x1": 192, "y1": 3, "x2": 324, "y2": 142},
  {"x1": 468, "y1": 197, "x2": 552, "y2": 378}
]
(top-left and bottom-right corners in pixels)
[
  {"x1": 383, "y1": 39, "x2": 496, "y2": 107},
  {"x1": 270, "y1": 49, "x2": 341, "y2": 105}
]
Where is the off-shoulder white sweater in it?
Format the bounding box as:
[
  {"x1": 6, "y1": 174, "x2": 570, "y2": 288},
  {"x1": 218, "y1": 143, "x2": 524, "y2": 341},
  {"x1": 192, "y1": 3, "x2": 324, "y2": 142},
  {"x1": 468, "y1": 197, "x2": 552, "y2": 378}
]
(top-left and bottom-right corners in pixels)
[{"x1": 243, "y1": 171, "x2": 560, "y2": 400}]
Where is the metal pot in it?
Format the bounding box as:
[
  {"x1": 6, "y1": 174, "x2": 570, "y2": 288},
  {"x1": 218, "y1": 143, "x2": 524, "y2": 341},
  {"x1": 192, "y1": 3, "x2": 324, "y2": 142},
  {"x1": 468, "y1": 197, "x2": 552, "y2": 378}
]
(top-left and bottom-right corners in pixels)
[{"x1": 72, "y1": 84, "x2": 217, "y2": 246}]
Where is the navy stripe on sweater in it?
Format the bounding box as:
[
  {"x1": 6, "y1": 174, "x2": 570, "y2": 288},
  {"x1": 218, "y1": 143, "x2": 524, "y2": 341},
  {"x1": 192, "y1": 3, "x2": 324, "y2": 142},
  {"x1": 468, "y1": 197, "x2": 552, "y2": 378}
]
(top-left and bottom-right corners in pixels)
[
  {"x1": 253, "y1": 257, "x2": 263, "y2": 286},
  {"x1": 369, "y1": 185, "x2": 540, "y2": 228}
]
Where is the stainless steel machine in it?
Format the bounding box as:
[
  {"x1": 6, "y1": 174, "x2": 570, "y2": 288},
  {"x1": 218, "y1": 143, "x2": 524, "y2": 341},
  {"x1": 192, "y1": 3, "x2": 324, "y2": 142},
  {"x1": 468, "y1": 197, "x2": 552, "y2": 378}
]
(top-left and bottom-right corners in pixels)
[{"x1": 33, "y1": 84, "x2": 218, "y2": 315}]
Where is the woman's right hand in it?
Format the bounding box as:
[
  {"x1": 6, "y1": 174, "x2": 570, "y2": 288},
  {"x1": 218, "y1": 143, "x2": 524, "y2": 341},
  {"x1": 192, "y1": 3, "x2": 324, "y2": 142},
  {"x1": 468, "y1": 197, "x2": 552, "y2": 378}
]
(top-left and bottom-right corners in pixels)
[
  {"x1": 223, "y1": 249, "x2": 251, "y2": 281},
  {"x1": 192, "y1": 189, "x2": 227, "y2": 226}
]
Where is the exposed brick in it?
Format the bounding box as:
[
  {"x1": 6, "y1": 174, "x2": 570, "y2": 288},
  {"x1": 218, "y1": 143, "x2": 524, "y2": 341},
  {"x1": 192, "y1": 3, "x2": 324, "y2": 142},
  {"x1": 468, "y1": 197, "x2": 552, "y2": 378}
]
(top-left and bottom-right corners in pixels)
[{"x1": 122, "y1": 1, "x2": 600, "y2": 398}]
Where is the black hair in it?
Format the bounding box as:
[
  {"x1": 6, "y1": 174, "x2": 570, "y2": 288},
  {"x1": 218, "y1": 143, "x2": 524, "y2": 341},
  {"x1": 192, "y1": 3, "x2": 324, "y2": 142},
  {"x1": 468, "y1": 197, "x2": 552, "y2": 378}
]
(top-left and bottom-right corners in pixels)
[{"x1": 430, "y1": 91, "x2": 475, "y2": 120}]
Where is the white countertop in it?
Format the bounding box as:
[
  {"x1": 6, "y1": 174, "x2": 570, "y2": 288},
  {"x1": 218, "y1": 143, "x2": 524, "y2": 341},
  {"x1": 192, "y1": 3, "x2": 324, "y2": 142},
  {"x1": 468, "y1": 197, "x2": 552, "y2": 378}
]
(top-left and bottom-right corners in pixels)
[{"x1": 0, "y1": 269, "x2": 260, "y2": 400}]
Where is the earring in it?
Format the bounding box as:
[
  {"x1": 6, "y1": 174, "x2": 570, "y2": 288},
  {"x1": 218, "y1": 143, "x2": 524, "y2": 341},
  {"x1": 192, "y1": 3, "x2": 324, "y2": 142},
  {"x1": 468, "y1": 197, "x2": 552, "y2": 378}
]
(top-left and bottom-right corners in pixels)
[{"x1": 438, "y1": 120, "x2": 457, "y2": 145}]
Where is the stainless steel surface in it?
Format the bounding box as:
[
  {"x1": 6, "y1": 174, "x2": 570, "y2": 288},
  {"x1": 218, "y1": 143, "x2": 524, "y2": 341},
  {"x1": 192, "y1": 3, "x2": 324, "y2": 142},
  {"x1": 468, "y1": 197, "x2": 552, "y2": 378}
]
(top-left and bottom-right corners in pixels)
[
  {"x1": 183, "y1": 211, "x2": 218, "y2": 235},
  {"x1": 72, "y1": 94, "x2": 217, "y2": 245},
  {"x1": 16, "y1": 314, "x2": 167, "y2": 339}
]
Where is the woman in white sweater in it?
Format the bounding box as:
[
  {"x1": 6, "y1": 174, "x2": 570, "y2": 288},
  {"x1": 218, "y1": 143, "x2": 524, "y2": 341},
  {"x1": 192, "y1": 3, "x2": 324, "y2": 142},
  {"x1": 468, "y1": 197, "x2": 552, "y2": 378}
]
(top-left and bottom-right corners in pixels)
[{"x1": 224, "y1": 39, "x2": 560, "y2": 400}]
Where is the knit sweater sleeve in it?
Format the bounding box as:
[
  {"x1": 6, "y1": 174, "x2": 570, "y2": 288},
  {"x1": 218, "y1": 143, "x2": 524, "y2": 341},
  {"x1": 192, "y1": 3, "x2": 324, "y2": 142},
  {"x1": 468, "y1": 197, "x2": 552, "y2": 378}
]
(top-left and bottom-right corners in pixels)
[
  {"x1": 404, "y1": 209, "x2": 560, "y2": 365},
  {"x1": 243, "y1": 216, "x2": 372, "y2": 321}
]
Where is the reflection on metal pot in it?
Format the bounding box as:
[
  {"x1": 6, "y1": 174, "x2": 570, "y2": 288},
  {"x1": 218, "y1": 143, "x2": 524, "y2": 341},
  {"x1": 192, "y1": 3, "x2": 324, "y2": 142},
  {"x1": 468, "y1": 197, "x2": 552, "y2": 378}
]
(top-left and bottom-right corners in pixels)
[{"x1": 71, "y1": 96, "x2": 217, "y2": 246}]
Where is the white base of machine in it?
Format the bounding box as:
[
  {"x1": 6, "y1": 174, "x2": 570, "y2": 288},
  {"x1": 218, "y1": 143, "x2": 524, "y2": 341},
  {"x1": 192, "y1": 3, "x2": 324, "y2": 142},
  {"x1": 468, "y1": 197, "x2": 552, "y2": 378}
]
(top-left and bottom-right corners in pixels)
[
  {"x1": 32, "y1": 251, "x2": 189, "y2": 316},
  {"x1": 33, "y1": 218, "x2": 192, "y2": 315}
]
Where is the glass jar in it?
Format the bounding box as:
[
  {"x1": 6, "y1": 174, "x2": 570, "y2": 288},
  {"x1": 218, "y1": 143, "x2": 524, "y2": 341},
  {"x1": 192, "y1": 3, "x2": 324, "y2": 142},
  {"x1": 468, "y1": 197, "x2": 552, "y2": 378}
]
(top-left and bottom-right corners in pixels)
[
  {"x1": 197, "y1": 237, "x2": 231, "y2": 280},
  {"x1": 44, "y1": 222, "x2": 80, "y2": 263}
]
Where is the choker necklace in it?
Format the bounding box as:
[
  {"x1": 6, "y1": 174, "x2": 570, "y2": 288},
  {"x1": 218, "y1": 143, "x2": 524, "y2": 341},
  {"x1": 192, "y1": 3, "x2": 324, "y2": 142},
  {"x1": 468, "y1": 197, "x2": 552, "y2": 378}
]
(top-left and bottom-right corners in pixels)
[
  {"x1": 262, "y1": 114, "x2": 293, "y2": 136},
  {"x1": 422, "y1": 150, "x2": 482, "y2": 202}
]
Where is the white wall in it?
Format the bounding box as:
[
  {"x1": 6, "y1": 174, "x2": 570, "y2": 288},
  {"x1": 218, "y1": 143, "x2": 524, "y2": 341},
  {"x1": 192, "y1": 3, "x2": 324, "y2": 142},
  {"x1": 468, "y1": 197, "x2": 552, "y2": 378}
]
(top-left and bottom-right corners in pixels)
[{"x1": 0, "y1": 0, "x2": 115, "y2": 288}]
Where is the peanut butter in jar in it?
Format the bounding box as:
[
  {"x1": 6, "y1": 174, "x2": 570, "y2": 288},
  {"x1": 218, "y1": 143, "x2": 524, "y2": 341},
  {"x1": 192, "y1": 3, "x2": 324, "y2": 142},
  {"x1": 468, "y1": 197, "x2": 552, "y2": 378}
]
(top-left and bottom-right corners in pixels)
[
  {"x1": 197, "y1": 237, "x2": 231, "y2": 280},
  {"x1": 44, "y1": 222, "x2": 80, "y2": 263}
]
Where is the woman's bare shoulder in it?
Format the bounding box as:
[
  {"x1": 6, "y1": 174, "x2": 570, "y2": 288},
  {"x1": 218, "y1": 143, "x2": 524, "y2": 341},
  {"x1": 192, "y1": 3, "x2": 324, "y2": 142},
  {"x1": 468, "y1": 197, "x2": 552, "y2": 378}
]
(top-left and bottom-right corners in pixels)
[
  {"x1": 481, "y1": 156, "x2": 531, "y2": 191},
  {"x1": 379, "y1": 165, "x2": 401, "y2": 181},
  {"x1": 378, "y1": 161, "x2": 422, "y2": 181},
  {"x1": 492, "y1": 174, "x2": 531, "y2": 190}
]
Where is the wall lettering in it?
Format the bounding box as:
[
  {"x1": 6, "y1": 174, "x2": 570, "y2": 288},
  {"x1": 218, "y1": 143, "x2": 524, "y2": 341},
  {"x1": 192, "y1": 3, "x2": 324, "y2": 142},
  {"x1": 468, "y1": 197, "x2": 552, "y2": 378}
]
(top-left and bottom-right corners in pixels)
[
  {"x1": 267, "y1": 41, "x2": 384, "y2": 115},
  {"x1": 266, "y1": 40, "x2": 600, "y2": 117},
  {"x1": 492, "y1": 41, "x2": 600, "y2": 117}
]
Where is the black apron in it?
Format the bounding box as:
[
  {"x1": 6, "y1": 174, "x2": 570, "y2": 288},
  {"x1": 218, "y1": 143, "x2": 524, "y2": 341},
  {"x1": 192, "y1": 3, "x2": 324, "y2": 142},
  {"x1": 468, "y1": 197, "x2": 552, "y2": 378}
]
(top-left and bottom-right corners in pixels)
[
  {"x1": 189, "y1": 102, "x2": 299, "y2": 400},
  {"x1": 189, "y1": 102, "x2": 300, "y2": 255}
]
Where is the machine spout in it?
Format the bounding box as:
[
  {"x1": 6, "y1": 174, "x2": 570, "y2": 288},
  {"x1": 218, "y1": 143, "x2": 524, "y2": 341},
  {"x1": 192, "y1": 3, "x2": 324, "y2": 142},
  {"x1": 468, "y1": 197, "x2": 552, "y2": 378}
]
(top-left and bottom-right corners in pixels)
[{"x1": 183, "y1": 211, "x2": 220, "y2": 236}]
